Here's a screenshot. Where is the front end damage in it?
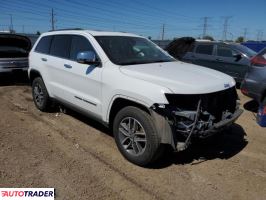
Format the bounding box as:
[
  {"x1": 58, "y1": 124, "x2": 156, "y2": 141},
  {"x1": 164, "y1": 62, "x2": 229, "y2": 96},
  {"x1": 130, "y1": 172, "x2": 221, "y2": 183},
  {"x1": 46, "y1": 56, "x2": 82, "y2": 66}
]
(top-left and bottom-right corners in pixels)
[{"x1": 150, "y1": 87, "x2": 243, "y2": 151}]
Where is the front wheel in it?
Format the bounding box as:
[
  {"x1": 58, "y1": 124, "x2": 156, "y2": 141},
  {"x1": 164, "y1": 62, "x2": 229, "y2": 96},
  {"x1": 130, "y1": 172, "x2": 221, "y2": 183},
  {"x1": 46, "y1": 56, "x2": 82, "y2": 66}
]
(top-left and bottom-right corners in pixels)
[{"x1": 113, "y1": 106, "x2": 163, "y2": 166}]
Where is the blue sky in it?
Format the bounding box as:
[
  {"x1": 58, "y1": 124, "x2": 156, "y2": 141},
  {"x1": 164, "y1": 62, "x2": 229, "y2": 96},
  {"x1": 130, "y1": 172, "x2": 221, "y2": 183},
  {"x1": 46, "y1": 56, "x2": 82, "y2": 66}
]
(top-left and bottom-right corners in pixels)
[{"x1": 0, "y1": 0, "x2": 265, "y2": 41}]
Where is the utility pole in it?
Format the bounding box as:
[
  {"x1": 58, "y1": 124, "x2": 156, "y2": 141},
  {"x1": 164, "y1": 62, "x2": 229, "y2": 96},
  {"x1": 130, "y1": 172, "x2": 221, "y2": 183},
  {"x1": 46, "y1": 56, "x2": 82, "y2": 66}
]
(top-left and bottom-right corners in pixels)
[
  {"x1": 222, "y1": 16, "x2": 232, "y2": 41},
  {"x1": 202, "y1": 17, "x2": 210, "y2": 38},
  {"x1": 22, "y1": 25, "x2": 24, "y2": 33},
  {"x1": 51, "y1": 8, "x2": 56, "y2": 31},
  {"x1": 161, "y1": 24, "x2": 165, "y2": 40},
  {"x1": 243, "y1": 28, "x2": 248, "y2": 41},
  {"x1": 9, "y1": 14, "x2": 13, "y2": 32}
]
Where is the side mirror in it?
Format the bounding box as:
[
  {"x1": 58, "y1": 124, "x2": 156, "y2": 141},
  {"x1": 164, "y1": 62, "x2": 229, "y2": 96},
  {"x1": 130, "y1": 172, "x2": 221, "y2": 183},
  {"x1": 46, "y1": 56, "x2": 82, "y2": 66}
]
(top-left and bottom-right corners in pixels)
[
  {"x1": 233, "y1": 53, "x2": 242, "y2": 62},
  {"x1": 77, "y1": 51, "x2": 100, "y2": 65}
]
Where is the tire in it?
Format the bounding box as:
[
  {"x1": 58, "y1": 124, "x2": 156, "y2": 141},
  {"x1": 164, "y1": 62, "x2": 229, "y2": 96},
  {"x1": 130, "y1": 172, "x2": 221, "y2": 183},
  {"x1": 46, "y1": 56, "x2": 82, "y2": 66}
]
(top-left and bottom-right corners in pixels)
[
  {"x1": 113, "y1": 106, "x2": 163, "y2": 166},
  {"x1": 32, "y1": 77, "x2": 51, "y2": 111},
  {"x1": 262, "y1": 96, "x2": 266, "y2": 106}
]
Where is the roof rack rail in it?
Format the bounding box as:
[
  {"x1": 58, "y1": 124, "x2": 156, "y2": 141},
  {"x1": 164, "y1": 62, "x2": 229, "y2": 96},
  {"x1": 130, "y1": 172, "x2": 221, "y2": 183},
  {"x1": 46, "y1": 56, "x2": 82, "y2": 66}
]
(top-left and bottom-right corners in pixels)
[{"x1": 48, "y1": 28, "x2": 84, "y2": 32}]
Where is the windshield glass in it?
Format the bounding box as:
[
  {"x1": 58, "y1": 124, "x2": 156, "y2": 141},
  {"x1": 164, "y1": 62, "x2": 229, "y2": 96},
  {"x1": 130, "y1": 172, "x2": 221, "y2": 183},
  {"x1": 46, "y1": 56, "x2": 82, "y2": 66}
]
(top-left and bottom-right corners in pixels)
[
  {"x1": 231, "y1": 44, "x2": 257, "y2": 57},
  {"x1": 95, "y1": 36, "x2": 175, "y2": 65}
]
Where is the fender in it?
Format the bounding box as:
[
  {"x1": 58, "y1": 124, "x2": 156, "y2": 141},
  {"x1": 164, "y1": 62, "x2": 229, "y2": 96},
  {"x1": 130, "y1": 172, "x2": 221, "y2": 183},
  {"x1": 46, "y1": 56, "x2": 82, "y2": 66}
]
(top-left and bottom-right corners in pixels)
[{"x1": 106, "y1": 94, "x2": 150, "y2": 123}]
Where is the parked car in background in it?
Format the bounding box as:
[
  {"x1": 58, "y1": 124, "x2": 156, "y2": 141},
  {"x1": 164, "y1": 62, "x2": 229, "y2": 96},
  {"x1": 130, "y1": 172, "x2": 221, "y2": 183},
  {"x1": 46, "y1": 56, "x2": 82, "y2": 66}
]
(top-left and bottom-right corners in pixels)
[
  {"x1": 242, "y1": 41, "x2": 266, "y2": 53},
  {"x1": 0, "y1": 33, "x2": 31, "y2": 73},
  {"x1": 166, "y1": 38, "x2": 257, "y2": 83},
  {"x1": 28, "y1": 29, "x2": 242, "y2": 166},
  {"x1": 241, "y1": 48, "x2": 266, "y2": 105}
]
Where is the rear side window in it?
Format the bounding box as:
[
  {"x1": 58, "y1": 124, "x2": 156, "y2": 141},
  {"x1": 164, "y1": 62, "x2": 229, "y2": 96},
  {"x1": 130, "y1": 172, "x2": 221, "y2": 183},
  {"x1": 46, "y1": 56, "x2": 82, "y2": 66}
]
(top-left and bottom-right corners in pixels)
[
  {"x1": 70, "y1": 35, "x2": 95, "y2": 60},
  {"x1": 217, "y1": 46, "x2": 236, "y2": 57},
  {"x1": 195, "y1": 44, "x2": 214, "y2": 55},
  {"x1": 187, "y1": 44, "x2": 195, "y2": 52},
  {"x1": 50, "y1": 35, "x2": 72, "y2": 58},
  {"x1": 35, "y1": 36, "x2": 52, "y2": 54}
]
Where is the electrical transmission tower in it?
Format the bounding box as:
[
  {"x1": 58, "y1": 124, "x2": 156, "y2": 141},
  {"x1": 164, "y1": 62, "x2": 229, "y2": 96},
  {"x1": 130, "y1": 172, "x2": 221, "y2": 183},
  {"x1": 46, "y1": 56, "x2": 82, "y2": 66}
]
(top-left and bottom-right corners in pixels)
[
  {"x1": 202, "y1": 17, "x2": 210, "y2": 38},
  {"x1": 257, "y1": 30, "x2": 263, "y2": 41},
  {"x1": 9, "y1": 14, "x2": 13, "y2": 32},
  {"x1": 243, "y1": 28, "x2": 248, "y2": 41},
  {"x1": 222, "y1": 16, "x2": 232, "y2": 41}
]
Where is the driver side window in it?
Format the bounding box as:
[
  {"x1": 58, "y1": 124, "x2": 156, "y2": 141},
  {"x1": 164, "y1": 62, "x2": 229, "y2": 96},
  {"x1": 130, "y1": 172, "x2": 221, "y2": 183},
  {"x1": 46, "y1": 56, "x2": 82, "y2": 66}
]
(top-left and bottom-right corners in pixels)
[{"x1": 70, "y1": 35, "x2": 95, "y2": 61}]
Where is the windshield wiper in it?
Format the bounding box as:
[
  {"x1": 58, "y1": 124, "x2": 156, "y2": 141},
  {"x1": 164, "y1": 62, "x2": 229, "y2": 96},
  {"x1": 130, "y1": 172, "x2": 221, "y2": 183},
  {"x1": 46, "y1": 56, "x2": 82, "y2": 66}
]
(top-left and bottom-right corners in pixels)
[
  {"x1": 119, "y1": 61, "x2": 149, "y2": 65},
  {"x1": 119, "y1": 59, "x2": 174, "y2": 65},
  {"x1": 152, "y1": 60, "x2": 173, "y2": 63}
]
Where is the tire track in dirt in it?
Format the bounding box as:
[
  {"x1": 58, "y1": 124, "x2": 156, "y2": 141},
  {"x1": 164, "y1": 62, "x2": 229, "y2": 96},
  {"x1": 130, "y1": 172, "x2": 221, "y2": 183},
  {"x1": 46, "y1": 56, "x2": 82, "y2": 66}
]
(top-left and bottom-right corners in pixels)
[
  {"x1": 3, "y1": 89, "x2": 163, "y2": 200},
  {"x1": 2, "y1": 86, "x2": 266, "y2": 200}
]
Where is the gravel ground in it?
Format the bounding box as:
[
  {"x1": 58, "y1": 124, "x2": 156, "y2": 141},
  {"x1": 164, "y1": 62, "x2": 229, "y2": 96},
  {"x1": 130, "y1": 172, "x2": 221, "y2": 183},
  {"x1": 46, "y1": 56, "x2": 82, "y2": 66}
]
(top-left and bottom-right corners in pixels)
[{"x1": 0, "y1": 72, "x2": 266, "y2": 200}]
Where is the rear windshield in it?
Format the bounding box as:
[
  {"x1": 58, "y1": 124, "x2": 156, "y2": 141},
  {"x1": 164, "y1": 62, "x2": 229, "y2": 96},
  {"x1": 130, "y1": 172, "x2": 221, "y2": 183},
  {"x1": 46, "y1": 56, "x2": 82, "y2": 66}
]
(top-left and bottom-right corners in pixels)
[
  {"x1": 0, "y1": 35, "x2": 31, "y2": 58},
  {"x1": 231, "y1": 44, "x2": 256, "y2": 58}
]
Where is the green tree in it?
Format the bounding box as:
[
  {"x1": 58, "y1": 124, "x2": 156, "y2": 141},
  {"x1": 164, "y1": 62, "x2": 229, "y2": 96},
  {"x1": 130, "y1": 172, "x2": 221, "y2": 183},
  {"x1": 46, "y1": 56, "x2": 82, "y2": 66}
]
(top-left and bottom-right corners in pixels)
[
  {"x1": 36, "y1": 31, "x2": 41, "y2": 35},
  {"x1": 202, "y1": 35, "x2": 214, "y2": 41},
  {"x1": 235, "y1": 36, "x2": 244, "y2": 43}
]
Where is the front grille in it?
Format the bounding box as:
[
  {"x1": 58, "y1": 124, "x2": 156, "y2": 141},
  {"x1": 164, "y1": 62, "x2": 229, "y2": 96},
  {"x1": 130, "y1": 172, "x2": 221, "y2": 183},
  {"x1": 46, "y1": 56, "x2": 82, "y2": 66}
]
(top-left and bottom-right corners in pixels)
[{"x1": 165, "y1": 87, "x2": 238, "y2": 121}]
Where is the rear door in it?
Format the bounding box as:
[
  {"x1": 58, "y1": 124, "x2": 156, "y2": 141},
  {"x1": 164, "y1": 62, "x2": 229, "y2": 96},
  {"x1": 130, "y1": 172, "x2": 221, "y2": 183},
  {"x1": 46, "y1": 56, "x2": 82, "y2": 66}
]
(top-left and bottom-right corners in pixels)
[
  {"x1": 45, "y1": 35, "x2": 72, "y2": 98},
  {"x1": 192, "y1": 43, "x2": 217, "y2": 69},
  {"x1": 33, "y1": 35, "x2": 54, "y2": 93},
  {"x1": 215, "y1": 44, "x2": 248, "y2": 82}
]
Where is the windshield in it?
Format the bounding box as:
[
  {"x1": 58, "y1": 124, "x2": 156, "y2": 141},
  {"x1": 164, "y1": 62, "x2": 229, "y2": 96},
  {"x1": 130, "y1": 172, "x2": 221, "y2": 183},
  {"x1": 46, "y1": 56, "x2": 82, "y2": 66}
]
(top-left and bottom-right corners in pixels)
[
  {"x1": 231, "y1": 44, "x2": 256, "y2": 58},
  {"x1": 95, "y1": 36, "x2": 175, "y2": 65}
]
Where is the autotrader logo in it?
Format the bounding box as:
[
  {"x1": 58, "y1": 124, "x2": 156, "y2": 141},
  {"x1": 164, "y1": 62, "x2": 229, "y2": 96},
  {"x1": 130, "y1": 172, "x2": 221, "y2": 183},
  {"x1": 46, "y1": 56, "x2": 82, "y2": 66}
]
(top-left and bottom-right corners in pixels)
[{"x1": 0, "y1": 188, "x2": 54, "y2": 200}]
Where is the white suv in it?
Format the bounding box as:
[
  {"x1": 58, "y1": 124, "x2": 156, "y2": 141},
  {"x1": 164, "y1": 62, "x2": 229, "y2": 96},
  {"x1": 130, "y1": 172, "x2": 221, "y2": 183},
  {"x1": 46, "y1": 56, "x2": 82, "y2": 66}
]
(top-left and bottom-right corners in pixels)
[{"x1": 29, "y1": 29, "x2": 242, "y2": 166}]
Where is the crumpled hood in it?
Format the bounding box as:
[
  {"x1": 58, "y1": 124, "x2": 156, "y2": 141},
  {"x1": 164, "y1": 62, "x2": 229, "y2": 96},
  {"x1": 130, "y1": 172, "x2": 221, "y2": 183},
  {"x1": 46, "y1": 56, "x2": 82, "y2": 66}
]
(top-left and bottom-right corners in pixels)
[{"x1": 120, "y1": 61, "x2": 235, "y2": 94}]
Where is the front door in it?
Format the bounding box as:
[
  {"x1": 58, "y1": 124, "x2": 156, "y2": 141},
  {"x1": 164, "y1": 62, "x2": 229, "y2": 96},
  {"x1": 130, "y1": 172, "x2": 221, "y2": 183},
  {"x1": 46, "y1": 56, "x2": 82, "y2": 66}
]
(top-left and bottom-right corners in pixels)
[{"x1": 62, "y1": 35, "x2": 102, "y2": 118}]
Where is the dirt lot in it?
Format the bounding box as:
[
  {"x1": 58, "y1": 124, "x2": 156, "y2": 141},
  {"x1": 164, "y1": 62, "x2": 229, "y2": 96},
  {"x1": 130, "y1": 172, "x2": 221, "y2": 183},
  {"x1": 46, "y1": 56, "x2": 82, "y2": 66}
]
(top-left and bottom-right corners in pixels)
[{"x1": 0, "y1": 73, "x2": 266, "y2": 200}]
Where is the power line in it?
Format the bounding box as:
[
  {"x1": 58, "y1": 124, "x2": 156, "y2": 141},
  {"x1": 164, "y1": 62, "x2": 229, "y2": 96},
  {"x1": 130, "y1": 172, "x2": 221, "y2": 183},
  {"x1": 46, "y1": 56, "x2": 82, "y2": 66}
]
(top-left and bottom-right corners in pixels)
[{"x1": 4, "y1": 0, "x2": 203, "y2": 36}]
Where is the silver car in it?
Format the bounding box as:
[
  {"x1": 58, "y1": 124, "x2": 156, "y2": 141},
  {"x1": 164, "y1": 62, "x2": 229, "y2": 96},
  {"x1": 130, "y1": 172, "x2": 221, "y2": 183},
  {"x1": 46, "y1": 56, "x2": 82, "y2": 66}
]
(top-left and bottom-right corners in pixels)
[
  {"x1": 241, "y1": 48, "x2": 266, "y2": 105},
  {"x1": 0, "y1": 34, "x2": 31, "y2": 73}
]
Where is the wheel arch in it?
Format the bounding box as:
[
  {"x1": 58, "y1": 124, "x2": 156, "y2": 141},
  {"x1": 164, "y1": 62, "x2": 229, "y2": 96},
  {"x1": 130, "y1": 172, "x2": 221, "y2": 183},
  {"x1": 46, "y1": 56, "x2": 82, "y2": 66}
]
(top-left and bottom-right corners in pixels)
[
  {"x1": 107, "y1": 96, "x2": 175, "y2": 150},
  {"x1": 29, "y1": 69, "x2": 42, "y2": 85},
  {"x1": 108, "y1": 96, "x2": 151, "y2": 128}
]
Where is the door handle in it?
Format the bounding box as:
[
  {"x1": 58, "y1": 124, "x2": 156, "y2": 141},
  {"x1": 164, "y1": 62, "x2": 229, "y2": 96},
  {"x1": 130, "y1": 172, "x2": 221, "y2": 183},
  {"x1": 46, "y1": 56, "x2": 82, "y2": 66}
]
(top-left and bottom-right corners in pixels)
[
  {"x1": 64, "y1": 64, "x2": 72, "y2": 69},
  {"x1": 41, "y1": 58, "x2": 47, "y2": 62}
]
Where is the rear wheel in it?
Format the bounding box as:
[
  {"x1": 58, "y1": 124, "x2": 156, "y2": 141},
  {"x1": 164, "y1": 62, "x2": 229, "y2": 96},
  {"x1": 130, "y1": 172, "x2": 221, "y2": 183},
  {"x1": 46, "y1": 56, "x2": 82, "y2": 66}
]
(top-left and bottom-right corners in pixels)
[
  {"x1": 262, "y1": 96, "x2": 266, "y2": 106},
  {"x1": 113, "y1": 106, "x2": 163, "y2": 166},
  {"x1": 32, "y1": 77, "x2": 52, "y2": 111}
]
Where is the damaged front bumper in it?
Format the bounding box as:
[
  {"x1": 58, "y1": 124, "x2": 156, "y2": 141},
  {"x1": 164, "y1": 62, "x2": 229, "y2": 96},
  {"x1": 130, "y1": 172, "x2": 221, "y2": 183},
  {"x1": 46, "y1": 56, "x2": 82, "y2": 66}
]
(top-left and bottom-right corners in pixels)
[
  {"x1": 150, "y1": 87, "x2": 243, "y2": 151},
  {"x1": 203, "y1": 109, "x2": 243, "y2": 134}
]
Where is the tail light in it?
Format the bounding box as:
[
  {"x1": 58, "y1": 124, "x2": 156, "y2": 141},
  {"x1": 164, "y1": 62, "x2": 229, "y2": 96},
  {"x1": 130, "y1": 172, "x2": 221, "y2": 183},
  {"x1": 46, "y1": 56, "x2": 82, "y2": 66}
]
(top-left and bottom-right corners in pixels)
[
  {"x1": 250, "y1": 55, "x2": 266, "y2": 67},
  {"x1": 241, "y1": 88, "x2": 248, "y2": 95}
]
